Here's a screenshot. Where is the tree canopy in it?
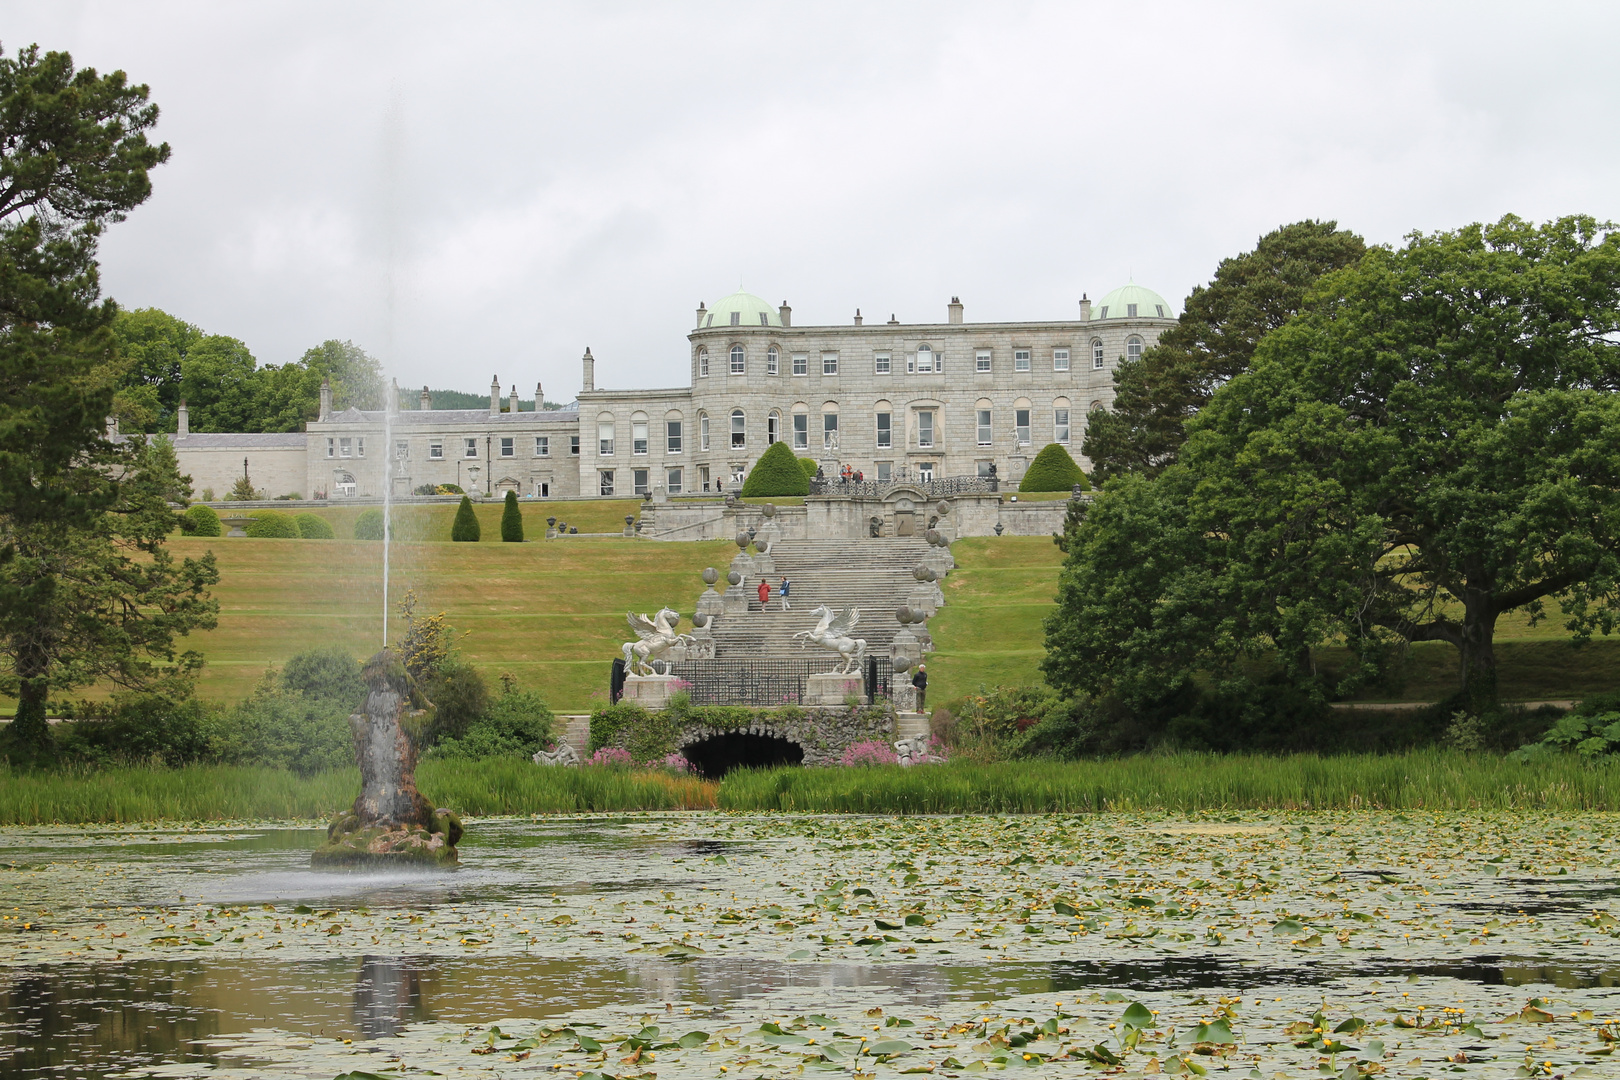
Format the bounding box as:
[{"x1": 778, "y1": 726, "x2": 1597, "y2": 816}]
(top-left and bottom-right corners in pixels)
[
  {"x1": 743, "y1": 441, "x2": 811, "y2": 497},
  {"x1": 1083, "y1": 220, "x2": 1366, "y2": 482},
  {"x1": 1046, "y1": 214, "x2": 1620, "y2": 724}
]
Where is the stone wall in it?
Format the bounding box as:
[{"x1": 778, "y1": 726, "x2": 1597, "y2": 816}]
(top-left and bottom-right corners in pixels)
[
  {"x1": 638, "y1": 492, "x2": 1073, "y2": 540},
  {"x1": 672, "y1": 707, "x2": 895, "y2": 768}
]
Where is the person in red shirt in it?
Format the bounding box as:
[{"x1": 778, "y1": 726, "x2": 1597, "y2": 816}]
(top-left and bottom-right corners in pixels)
[{"x1": 758, "y1": 579, "x2": 770, "y2": 610}]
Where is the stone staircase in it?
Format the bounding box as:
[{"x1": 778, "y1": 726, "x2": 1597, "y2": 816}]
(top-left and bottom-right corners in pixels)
[{"x1": 710, "y1": 537, "x2": 934, "y2": 659}]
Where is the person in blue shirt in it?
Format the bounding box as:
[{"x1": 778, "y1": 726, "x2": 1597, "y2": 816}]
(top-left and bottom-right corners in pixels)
[{"x1": 779, "y1": 577, "x2": 791, "y2": 610}]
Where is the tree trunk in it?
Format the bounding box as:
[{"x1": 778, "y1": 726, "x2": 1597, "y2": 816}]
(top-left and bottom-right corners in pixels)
[
  {"x1": 6, "y1": 677, "x2": 53, "y2": 757},
  {"x1": 1457, "y1": 593, "x2": 1500, "y2": 713}
]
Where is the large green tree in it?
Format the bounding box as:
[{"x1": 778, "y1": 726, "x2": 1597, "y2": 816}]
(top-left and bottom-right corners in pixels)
[
  {"x1": 1083, "y1": 221, "x2": 1366, "y2": 482},
  {"x1": 1047, "y1": 215, "x2": 1620, "y2": 717}
]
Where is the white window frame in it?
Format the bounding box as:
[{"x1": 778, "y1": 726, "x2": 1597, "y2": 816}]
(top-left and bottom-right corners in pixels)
[
  {"x1": 977, "y1": 408, "x2": 992, "y2": 446},
  {"x1": 339, "y1": 437, "x2": 352, "y2": 458},
  {"x1": 918, "y1": 462, "x2": 935, "y2": 481},
  {"x1": 767, "y1": 411, "x2": 779, "y2": 445},
  {"x1": 729, "y1": 345, "x2": 745, "y2": 375},
  {"x1": 876, "y1": 461, "x2": 892, "y2": 482},
  {"x1": 1053, "y1": 348, "x2": 1070, "y2": 371},
  {"x1": 499, "y1": 436, "x2": 514, "y2": 458},
  {"x1": 535, "y1": 436, "x2": 549, "y2": 457},
  {"x1": 822, "y1": 411, "x2": 839, "y2": 451},
  {"x1": 1014, "y1": 348, "x2": 1031, "y2": 372},
  {"x1": 632, "y1": 420, "x2": 648, "y2": 455},
  {"x1": 698, "y1": 348, "x2": 709, "y2": 377},
  {"x1": 700, "y1": 414, "x2": 710, "y2": 451},
  {"x1": 1127, "y1": 335, "x2": 1144, "y2": 363},
  {"x1": 429, "y1": 440, "x2": 443, "y2": 459},
  {"x1": 792, "y1": 412, "x2": 808, "y2": 450},
  {"x1": 465, "y1": 438, "x2": 478, "y2": 459},
  {"x1": 633, "y1": 468, "x2": 649, "y2": 496},
  {"x1": 666, "y1": 467, "x2": 683, "y2": 494},
  {"x1": 792, "y1": 352, "x2": 808, "y2": 376},
  {"x1": 975, "y1": 350, "x2": 991, "y2": 373},
  {"x1": 874, "y1": 352, "x2": 891, "y2": 374},
  {"x1": 730, "y1": 409, "x2": 746, "y2": 449},
  {"x1": 570, "y1": 435, "x2": 580, "y2": 456},
  {"x1": 326, "y1": 437, "x2": 335, "y2": 459},
  {"x1": 356, "y1": 437, "x2": 365, "y2": 458},
  {"x1": 1092, "y1": 339, "x2": 1105, "y2": 369},
  {"x1": 666, "y1": 419, "x2": 682, "y2": 454},
  {"x1": 767, "y1": 346, "x2": 779, "y2": 375},
  {"x1": 1015, "y1": 407, "x2": 1031, "y2": 445},
  {"x1": 916, "y1": 344, "x2": 933, "y2": 373},
  {"x1": 875, "y1": 411, "x2": 891, "y2": 449},
  {"x1": 598, "y1": 421, "x2": 614, "y2": 456},
  {"x1": 1055, "y1": 408, "x2": 1071, "y2": 444},
  {"x1": 822, "y1": 351, "x2": 839, "y2": 376},
  {"x1": 917, "y1": 410, "x2": 935, "y2": 449}
]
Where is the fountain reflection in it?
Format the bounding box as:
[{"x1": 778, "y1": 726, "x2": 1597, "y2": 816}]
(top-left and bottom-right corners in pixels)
[{"x1": 353, "y1": 955, "x2": 429, "y2": 1038}]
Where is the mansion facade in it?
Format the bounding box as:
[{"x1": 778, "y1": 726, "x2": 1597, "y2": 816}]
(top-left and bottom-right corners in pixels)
[{"x1": 171, "y1": 284, "x2": 1176, "y2": 502}]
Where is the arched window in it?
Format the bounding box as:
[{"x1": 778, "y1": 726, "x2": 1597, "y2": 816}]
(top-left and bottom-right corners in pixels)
[
  {"x1": 791, "y1": 404, "x2": 809, "y2": 450},
  {"x1": 631, "y1": 411, "x2": 649, "y2": 455},
  {"x1": 665, "y1": 411, "x2": 684, "y2": 454},
  {"x1": 822, "y1": 402, "x2": 840, "y2": 451},
  {"x1": 975, "y1": 398, "x2": 994, "y2": 446},
  {"x1": 1090, "y1": 399, "x2": 1105, "y2": 413},
  {"x1": 914, "y1": 344, "x2": 934, "y2": 374},
  {"x1": 730, "y1": 408, "x2": 746, "y2": 449},
  {"x1": 1126, "y1": 335, "x2": 1144, "y2": 363},
  {"x1": 767, "y1": 410, "x2": 781, "y2": 444},
  {"x1": 730, "y1": 345, "x2": 745, "y2": 375},
  {"x1": 767, "y1": 346, "x2": 780, "y2": 376},
  {"x1": 698, "y1": 347, "x2": 709, "y2": 377},
  {"x1": 1014, "y1": 397, "x2": 1032, "y2": 445},
  {"x1": 1091, "y1": 339, "x2": 1105, "y2": 369},
  {"x1": 1053, "y1": 397, "x2": 1072, "y2": 444},
  {"x1": 698, "y1": 411, "x2": 710, "y2": 451}
]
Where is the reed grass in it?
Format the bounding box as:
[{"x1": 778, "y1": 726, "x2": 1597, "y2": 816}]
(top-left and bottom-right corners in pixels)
[{"x1": 715, "y1": 751, "x2": 1620, "y2": 813}]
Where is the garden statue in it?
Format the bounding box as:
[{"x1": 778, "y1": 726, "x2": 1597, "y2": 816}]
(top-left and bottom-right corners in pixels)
[
  {"x1": 794, "y1": 605, "x2": 867, "y2": 674},
  {"x1": 622, "y1": 607, "x2": 695, "y2": 675},
  {"x1": 311, "y1": 649, "x2": 462, "y2": 867},
  {"x1": 534, "y1": 742, "x2": 582, "y2": 767}
]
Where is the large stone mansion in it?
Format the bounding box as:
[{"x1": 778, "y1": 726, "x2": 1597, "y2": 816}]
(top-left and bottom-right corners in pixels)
[{"x1": 170, "y1": 284, "x2": 1175, "y2": 501}]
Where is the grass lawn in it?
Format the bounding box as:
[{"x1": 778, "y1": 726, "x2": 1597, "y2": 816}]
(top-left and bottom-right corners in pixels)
[{"x1": 271, "y1": 498, "x2": 647, "y2": 541}]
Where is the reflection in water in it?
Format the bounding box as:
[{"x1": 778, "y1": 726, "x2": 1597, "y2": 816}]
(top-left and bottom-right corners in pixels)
[{"x1": 353, "y1": 956, "x2": 428, "y2": 1038}]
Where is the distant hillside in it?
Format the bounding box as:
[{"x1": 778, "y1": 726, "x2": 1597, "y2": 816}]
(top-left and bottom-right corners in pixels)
[{"x1": 403, "y1": 389, "x2": 569, "y2": 412}]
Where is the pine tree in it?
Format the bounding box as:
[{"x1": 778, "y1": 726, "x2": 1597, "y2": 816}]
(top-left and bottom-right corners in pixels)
[
  {"x1": 450, "y1": 495, "x2": 481, "y2": 542},
  {"x1": 500, "y1": 490, "x2": 523, "y2": 542}
]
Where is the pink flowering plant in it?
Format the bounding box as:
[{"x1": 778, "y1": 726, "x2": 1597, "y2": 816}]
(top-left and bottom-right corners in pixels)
[
  {"x1": 657, "y1": 752, "x2": 693, "y2": 773},
  {"x1": 841, "y1": 739, "x2": 898, "y2": 767},
  {"x1": 587, "y1": 746, "x2": 634, "y2": 769}
]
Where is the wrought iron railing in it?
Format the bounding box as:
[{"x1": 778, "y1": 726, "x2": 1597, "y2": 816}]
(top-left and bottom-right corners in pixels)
[
  {"x1": 808, "y1": 474, "x2": 999, "y2": 498},
  {"x1": 664, "y1": 657, "x2": 894, "y2": 706}
]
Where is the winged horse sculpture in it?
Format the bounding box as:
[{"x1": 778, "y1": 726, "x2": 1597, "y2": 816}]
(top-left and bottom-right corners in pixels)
[
  {"x1": 793, "y1": 605, "x2": 867, "y2": 674},
  {"x1": 622, "y1": 608, "x2": 693, "y2": 675}
]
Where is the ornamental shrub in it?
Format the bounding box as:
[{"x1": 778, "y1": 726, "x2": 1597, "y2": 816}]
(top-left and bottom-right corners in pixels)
[
  {"x1": 1018, "y1": 442, "x2": 1090, "y2": 492},
  {"x1": 500, "y1": 490, "x2": 523, "y2": 542},
  {"x1": 841, "y1": 739, "x2": 898, "y2": 767},
  {"x1": 451, "y1": 495, "x2": 481, "y2": 541},
  {"x1": 742, "y1": 440, "x2": 810, "y2": 497},
  {"x1": 295, "y1": 512, "x2": 334, "y2": 539},
  {"x1": 354, "y1": 508, "x2": 384, "y2": 540},
  {"x1": 181, "y1": 503, "x2": 221, "y2": 536},
  {"x1": 429, "y1": 685, "x2": 553, "y2": 759},
  {"x1": 588, "y1": 746, "x2": 634, "y2": 769},
  {"x1": 437, "y1": 483, "x2": 464, "y2": 495},
  {"x1": 244, "y1": 510, "x2": 299, "y2": 538},
  {"x1": 798, "y1": 457, "x2": 819, "y2": 482}
]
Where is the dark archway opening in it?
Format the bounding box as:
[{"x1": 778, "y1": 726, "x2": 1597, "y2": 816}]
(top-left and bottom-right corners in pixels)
[{"x1": 682, "y1": 733, "x2": 803, "y2": 779}]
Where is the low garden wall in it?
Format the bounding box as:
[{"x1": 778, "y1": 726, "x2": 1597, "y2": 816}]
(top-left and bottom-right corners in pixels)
[{"x1": 589, "y1": 700, "x2": 896, "y2": 767}]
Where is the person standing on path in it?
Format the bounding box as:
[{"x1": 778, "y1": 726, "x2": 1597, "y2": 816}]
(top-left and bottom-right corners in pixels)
[
  {"x1": 757, "y1": 579, "x2": 770, "y2": 610},
  {"x1": 779, "y1": 576, "x2": 791, "y2": 610},
  {"x1": 911, "y1": 662, "x2": 927, "y2": 712}
]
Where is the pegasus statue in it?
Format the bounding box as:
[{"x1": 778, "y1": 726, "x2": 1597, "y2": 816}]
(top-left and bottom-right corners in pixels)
[
  {"x1": 793, "y1": 605, "x2": 867, "y2": 674},
  {"x1": 622, "y1": 608, "x2": 693, "y2": 676}
]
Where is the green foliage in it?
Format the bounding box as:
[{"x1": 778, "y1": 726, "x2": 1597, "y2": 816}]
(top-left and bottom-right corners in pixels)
[
  {"x1": 438, "y1": 483, "x2": 464, "y2": 495},
  {"x1": 353, "y1": 508, "x2": 384, "y2": 540},
  {"x1": 1048, "y1": 214, "x2": 1620, "y2": 714},
  {"x1": 224, "y1": 473, "x2": 260, "y2": 501},
  {"x1": 280, "y1": 647, "x2": 365, "y2": 706},
  {"x1": 799, "y1": 457, "x2": 819, "y2": 482},
  {"x1": 212, "y1": 678, "x2": 352, "y2": 776},
  {"x1": 295, "y1": 512, "x2": 334, "y2": 539},
  {"x1": 406, "y1": 389, "x2": 564, "y2": 412},
  {"x1": 500, "y1": 490, "x2": 523, "y2": 542},
  {"x1": 430, "y1": 683, "x2": 553, "y2": 759},
  {"x1": 589, "y1": 699, "x2": 812, "y2": 764},
  {"x1": 450, "y1": 495, "x2": 481, "y2": 541},
  {"x1": 243, "y1": 510, "x2": 298, "y2": 538},
  {"x1": 180, "y1": 503, "x2": 221, "y2": 536},
  {"x1": 422, "y1": 656, "x2": 491, "y2": 743},
  {"x1": 742, "y1": 441, "x2": 811, "y2": 497},
  {"x1": 1514, "y1": 692, "x2": 1620, "y2": 762},
  {"x1": 1084, "y1": 220, "x2": 1366, "y2": 481},
  {"x1": 58, "y1": 691, "x2": 215, "y2": 766},
  {"x1": 1018, "y1": 444, "x2": 1088, "y2": 492}
]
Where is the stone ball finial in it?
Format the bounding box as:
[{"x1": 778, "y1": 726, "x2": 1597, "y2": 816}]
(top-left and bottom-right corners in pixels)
[
  {"x1": 727, "y1": 570, "x2": 742, "y2": 586},
  {"x1": 735, "y1": 532, "x2": 751, "y2": 549},
  {"x1": 936, "y1": 501, "x2": 949, "y2": 516},
  {"x1": 893, "y1": 655, "x2": 912, "y2": 673},
  {"x1": 762, "y1": 503, "x2": 776, "y2": 518},
  {"x1": 925, "y1": 529, "x2": 942, "y2": 546},
  {"x1": 702, "y1": 567, "x2": 719, "y2": 585},
  {"x1": 692, "y1": 612, "x2": 709, "y2": 628},
  {"x1": 913, "y1": 566, "x2": 929, "y2": 581}
]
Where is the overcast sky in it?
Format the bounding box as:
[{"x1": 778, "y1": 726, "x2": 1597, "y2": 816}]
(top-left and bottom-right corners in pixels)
[{"x1": 6, "y1": 1, "x2": 1618, "y2": 399}]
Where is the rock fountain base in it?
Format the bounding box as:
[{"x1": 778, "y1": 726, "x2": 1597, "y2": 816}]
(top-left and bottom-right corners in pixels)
[{"x1": 312, "y1": 807, "x2": 463, "y2": 868}]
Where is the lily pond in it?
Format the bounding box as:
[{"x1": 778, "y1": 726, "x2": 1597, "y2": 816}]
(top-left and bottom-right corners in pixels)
[{"x1": 2, "y1": 812, "x2": 1618, "y2": 1078}]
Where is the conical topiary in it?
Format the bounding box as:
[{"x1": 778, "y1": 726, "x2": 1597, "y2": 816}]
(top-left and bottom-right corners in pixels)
[
  {"x1": 1018, "y1": 443, "x2": 1090, "y2": 492},
  {"x1": 451, "y1": 495, "x2": 481, "y2": 542},
  {"x1": 742, "y1": 441, "x2": 811, "y2": 497},
  {"x1": 500, "y1": 490, "x2": 523, "y2": 542},
  {"x1": 798, "y1": 456, "x2": 819, "y2": 482}
]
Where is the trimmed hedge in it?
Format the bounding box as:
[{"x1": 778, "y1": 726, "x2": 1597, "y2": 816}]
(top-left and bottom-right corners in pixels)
[
  {"x1": 743, "y1": 441, "x2": 811, "y2": 497},
  {"x1": 354, "y1": 508, "x2": 384, "y2": 540},
  {"x1": 500, "y1": 490, "x2": 523, "y2": 542},
  {"x1": 295, "y1": 512, "x2": 335, "y2": 539},
  {"x1": 181, "y1": 503, "x2": 221, "y2": 537},
  {"x1": 451, "y1": 495, "x2": 481, "y2": 541},
  {"x1": 244, "y1": 510, "x2": 299, "y2": 538},
  {"x1": 799, "y1": 457, "x2": 819, "y2": 482},
  {"x1": 1019, "y1": 442, "x2": 1090, "y2": 492}
]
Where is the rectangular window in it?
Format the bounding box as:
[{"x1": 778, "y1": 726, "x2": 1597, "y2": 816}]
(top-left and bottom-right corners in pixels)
[
  {"x1": 1016, "y1": 407, "x2": 1031, "y2": 444},
  {"x1": 792, "y1": 413, "x2": 808, "y2": 450},
  {"x1": 917, "y1": 411, "x2": 935, "y2": 449},
  {"x1": 633, "y1": 468, "x2": 649, "y2": 496},
  {"x1": 465, "y1": 438, "x2": 478, "y2": 458},
  {"x1": 822, "y1": 351, "x2": 838, "y2": 375},
  {"x1": 356, "y1": 437, "x2": 364, "y2": 457},
  {"x1": 918, "y1": 462, "x2": 935, "y2": 481},
  {"x1": 500, "y1": 437, "x2": 513, "y2": 457},
  {"x1": 875, "y1": 411, "x2": 891, "y2": 449},
  {"x1": 598, "y1": 422, "x2": 614, "y2": 456},
  {"x1": 823, "y1": 412, "x2": 839, "y2": 450},
  {"x1": 700, "y1": 415, "x2": 710, "y2": 451},
  {"x1": 699, "y1": 352, "x2": 709, "y2": 377},
  {"x1": 792, "y1": 352, "x2": 808, "y2": 376},
  {"x1": 730, "y1": 350, "x2": 744, "y2": 375},
  {"x1": 1014, "y1": 348, "x2": 1031, "y2": 372},
  {"x1": 731, "y1": 412, "x2": 745, "y2": 448},
  {"x1": 1093, "y1": 340, "x2": 1105, "y2": 369},
  {"x1": 599, "y1": 470, "x2": 614, "y2": 496},
  {"x1": 700, "y1": 466, "x2": 710, "y2": 492},
  {"x1": 632, "y1": 420, "x2": 648, "y2": 455},
  {"x1": 535, "y1": 436, "x2": 549, "y2": 456},
  {"x1": 1055, "y1": 408, "x2": 1070, "y2": 443},
  {"x1": 326, "y1": 438, "x2": 335, "y2": 458},
  {"x1": 876, "y1": 461, "x2": 892, "y2": 482},
  {"x1": 874, "y1": 352, "x2": 891, "y2": 374},
  {"x1": 767, "y1": 413, "x2": 778, "y2": 444},
  {"x1": 975, "y1": 350, "x2": 991, "y2": 373},
  {"x1": 1053, "y1": 348, "x2": 1070, "y2": 371},
  {"x1": 339, "y1": 437, "x2": 352, "y2": 458},
  {"x1": 429, "y1": 440, "x2": 443, "y2": 459},
  {"x1": 977, "y1": 408, "x2": 993, "y2": 446},
  {"x1": 767, "y1": 350, "x2": 778, "y2": 375},
  {"x1": 666, "y1": 467, "x2": 683, "y2": 494},
  {"x1": 666, "y1": 419, "x2": 682, "y2": 453},
  {"x1": 916, "y1": 348, "x2": 934, "y2": 374},
  {"x1": 395, "y1": 440, "x2": 408, "y2": 460},
  {"x1": 570, "y1": 435, "x2": 580, "y2": 456}
]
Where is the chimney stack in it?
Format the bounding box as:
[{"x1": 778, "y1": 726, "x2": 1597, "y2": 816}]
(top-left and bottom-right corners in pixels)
[
  {"x1": 695, "y1": 301, "x2": 707, "y2": 329},
  {"x1": 854, "y1": 308, "x2": 863, "y2": 326},
  {"x1": 177, "y1": 399, "x2": 190, "y2": 436},
  {"x1": 420, "y1": 386, "x2": 431, "y2": 410},
  {"x1": 535, "y1": 381, "x2": 544, "y2": 410},
  {"x1": 779, "y1": 301, "x2": 792, "y2": 327},
  {"x1": 318, "y1": 379, "x2": 332, "y2": 422},
  {"x1": 1079, "y1": 293, "x2": 1092, "y2": 321},
  {"x1": 947, "y1": 296, "x2": 963, "y2": 324},
  {"x1": 887, "y1": 313, "x2": 899, "y2": 325},
  {"x1": 489, "y1": 374, "x2": 501, "y2": 417},
  {"x1": 509, "y1": 384, "x2": 519, "y2": 414},
  {"x1": 581, "y1": 347, "x2": 595, "y2": 392}
]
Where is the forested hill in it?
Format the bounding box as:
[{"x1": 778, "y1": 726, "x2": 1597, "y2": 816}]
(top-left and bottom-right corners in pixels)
[{"x1": 405, "y1": 389, "x2": 569, "y2": 412}]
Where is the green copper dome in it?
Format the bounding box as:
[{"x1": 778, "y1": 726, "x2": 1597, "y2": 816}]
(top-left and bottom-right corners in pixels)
[
  {"x1": 1095, "y1": 283, "x2": 1174, "y2": 320},
  {"x1": 703, "y1": 289, "x2": 781, "y2": 329}
]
